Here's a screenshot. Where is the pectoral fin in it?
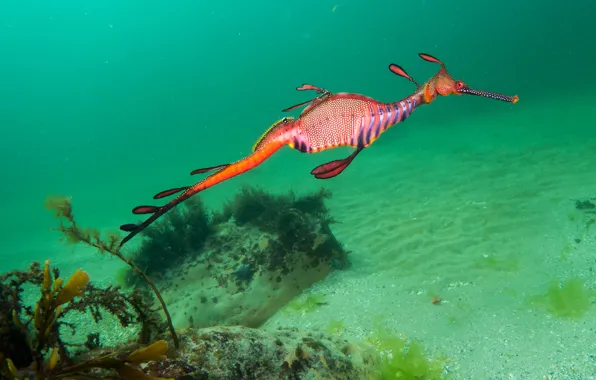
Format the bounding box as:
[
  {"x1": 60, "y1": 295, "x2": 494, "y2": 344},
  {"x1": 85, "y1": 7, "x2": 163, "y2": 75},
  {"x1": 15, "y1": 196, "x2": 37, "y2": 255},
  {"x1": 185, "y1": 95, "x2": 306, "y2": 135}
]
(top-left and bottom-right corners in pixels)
[{"x1": 310, "y1": 147, "x2": 363, "y2": 179}]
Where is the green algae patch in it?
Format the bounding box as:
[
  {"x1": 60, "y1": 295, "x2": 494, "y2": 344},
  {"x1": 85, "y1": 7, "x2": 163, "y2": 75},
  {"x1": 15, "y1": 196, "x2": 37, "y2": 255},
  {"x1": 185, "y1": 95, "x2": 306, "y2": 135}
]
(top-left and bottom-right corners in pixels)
[
  {"x1": 528, "y1": 277, "x2": 595, "y2": 319},
  {"x1": 282, "y1": 293, "x2": 327, "y2": 315},
  {"x1": 326, "y1": 319, "x2": 345, "y2": 335},
  {"x1": 366, "y1": 325, "x2": 451, "y2": 380}
]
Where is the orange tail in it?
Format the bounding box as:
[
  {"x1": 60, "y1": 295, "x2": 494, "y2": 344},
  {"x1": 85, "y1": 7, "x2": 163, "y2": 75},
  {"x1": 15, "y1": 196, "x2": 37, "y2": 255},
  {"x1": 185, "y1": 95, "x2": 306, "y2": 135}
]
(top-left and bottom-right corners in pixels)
[{"x1": 119, "y1": 118, "x2": 295, "y2": 248}]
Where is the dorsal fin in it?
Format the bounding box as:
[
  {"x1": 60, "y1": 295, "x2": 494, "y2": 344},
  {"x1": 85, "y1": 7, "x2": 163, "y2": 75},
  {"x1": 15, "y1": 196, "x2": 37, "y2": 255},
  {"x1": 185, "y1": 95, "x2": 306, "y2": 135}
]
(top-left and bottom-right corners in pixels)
[{"x1": 252, "y1": 117, "x2": 294, "y2": 152}]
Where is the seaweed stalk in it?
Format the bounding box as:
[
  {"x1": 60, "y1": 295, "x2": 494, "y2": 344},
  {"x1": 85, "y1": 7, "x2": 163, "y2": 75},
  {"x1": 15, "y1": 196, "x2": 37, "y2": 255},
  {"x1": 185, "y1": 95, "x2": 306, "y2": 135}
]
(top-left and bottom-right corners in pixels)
[{"x1": 44, "y1": 195, "x2": 179, "y2": 349}]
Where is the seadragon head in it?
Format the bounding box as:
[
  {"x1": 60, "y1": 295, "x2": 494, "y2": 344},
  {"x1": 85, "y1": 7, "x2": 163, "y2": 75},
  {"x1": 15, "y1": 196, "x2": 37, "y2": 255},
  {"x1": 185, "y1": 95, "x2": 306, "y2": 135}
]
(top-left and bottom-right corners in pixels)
[{"x1": 388, "y1": 53, "x2": 519, "y2": 105}]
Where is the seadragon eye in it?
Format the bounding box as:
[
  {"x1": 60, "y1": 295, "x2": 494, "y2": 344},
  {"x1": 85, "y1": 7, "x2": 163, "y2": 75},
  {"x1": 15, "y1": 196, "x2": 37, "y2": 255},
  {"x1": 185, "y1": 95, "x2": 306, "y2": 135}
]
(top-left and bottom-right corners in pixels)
[{"x1": 455, "y1": 81, "x2": 465, "y2": 90}]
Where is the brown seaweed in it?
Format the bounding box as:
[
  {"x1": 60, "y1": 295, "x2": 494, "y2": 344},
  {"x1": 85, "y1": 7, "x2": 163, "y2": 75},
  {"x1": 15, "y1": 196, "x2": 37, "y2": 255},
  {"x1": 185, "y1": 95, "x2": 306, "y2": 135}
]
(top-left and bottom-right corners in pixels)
[{"x1": 0, "y1": 260, "x2": 173, "y2": 379}]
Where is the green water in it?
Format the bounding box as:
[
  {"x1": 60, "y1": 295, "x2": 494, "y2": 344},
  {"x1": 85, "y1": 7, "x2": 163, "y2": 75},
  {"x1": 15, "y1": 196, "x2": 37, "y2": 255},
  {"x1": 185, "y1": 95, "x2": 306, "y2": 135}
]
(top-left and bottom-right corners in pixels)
[{"x1": 2, "y1": 1, "x2": 596, "y2": 378}]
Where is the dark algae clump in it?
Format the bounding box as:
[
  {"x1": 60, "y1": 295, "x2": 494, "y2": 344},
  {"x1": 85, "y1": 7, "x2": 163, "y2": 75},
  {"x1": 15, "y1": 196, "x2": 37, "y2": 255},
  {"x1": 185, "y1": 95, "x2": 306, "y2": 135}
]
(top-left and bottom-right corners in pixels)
[
  {"x1": 128, "y1": 197, "x2": 213, "y2": 280},
  {"x1": 213, "y1": 185, "x2": 349, "y2": 274}
]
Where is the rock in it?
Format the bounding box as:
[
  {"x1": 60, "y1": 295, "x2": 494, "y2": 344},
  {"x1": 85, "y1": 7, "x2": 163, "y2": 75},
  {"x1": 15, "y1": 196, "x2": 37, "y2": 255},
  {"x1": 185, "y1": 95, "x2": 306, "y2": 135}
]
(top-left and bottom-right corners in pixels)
[
  {"x1": 146, "y1": 326, "x2": 378, "y2": 380},
  {"x1": 127, "y1": 186, "x2": 351, "y2": 330},
  {"x1": 162, "y1": 216, "x2": 350, "y2": 329}
]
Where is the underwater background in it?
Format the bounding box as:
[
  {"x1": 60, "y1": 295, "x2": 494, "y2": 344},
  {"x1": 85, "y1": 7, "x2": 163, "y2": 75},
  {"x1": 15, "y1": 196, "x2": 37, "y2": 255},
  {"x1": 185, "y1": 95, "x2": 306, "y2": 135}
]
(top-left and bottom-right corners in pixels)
[{"x1": 1, "y1": 0, "x2": 596, "y2": 378}]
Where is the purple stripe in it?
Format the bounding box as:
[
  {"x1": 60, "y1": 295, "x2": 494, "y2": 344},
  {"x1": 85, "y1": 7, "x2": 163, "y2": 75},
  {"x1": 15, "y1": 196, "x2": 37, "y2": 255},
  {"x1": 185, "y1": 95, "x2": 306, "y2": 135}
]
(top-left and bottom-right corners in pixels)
[
  {"x1": 381, "y1": 103, "x2": 392, "y2": 130},
  {"x1": 390, "y1": 102, "x2": 401, "y2": 125},
  {"x1": 361, "y1": 104, "x2": 375, "y2": 147},
  {"x1": 370, "y1": 103, "x2": 384, "y2": 142},
  {"x1": 399, "y1": 101, "x2": 408, "y2": 122},
  {"x1": 379, "y1": 103, "x2": 395, "y2": 136},
  {"x1": 367, "y1": 104, "x2": 378, "y2": 145}
]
